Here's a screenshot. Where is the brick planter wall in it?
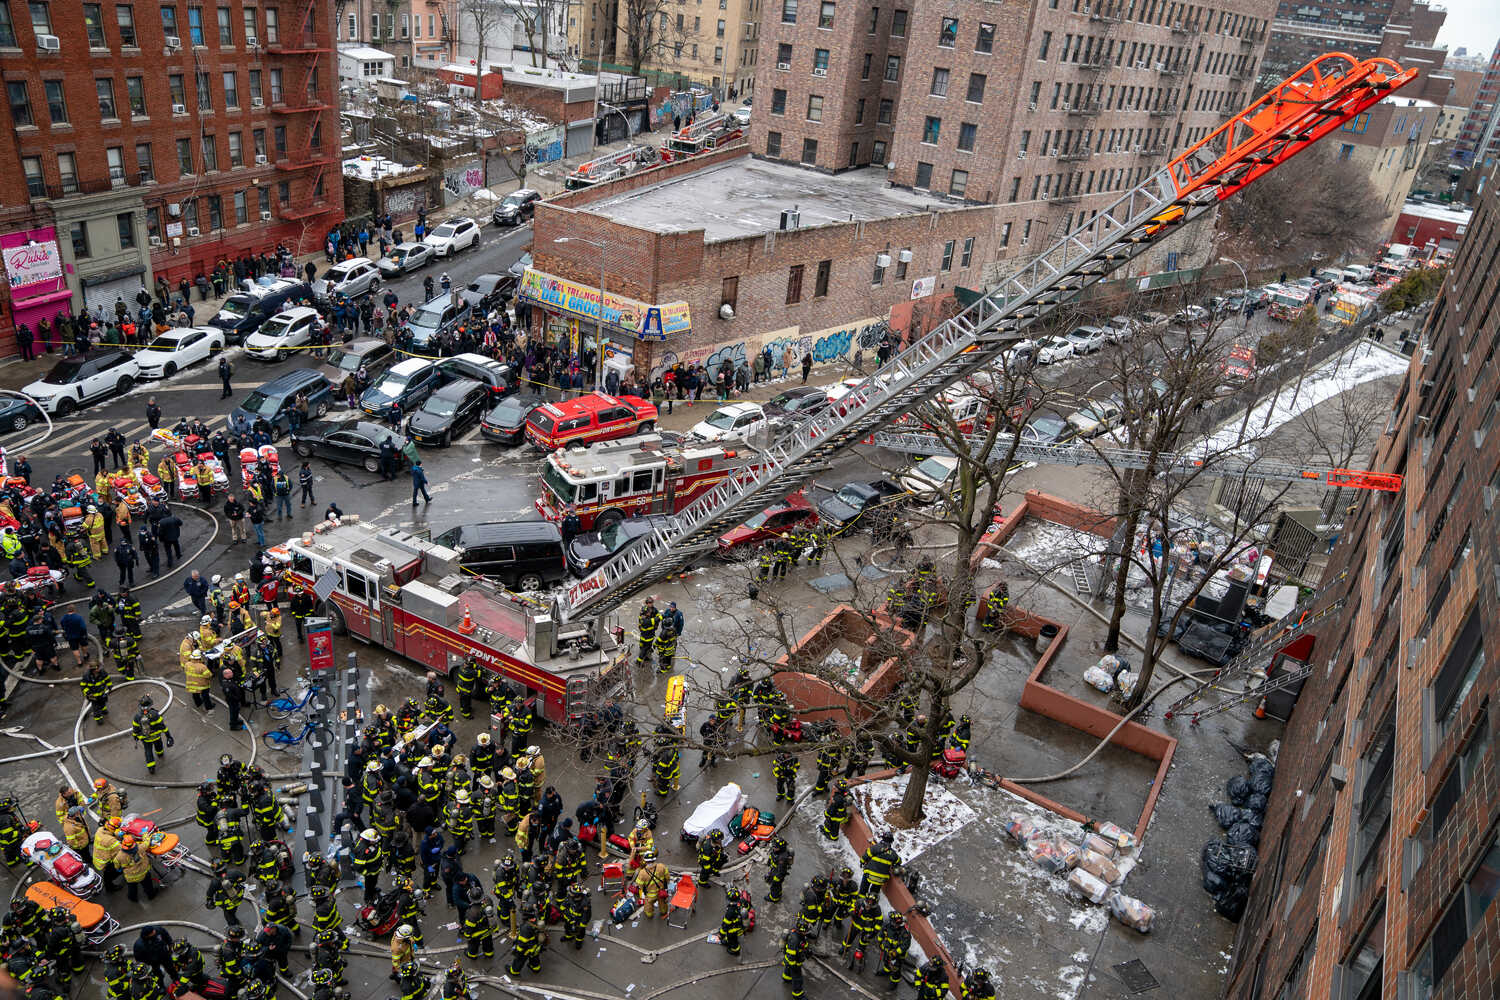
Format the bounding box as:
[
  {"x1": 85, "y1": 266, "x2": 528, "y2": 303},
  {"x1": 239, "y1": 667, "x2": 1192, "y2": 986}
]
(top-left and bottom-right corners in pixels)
[{"x1": 772, "y1": 605, "x2": 916, "y2": 732}]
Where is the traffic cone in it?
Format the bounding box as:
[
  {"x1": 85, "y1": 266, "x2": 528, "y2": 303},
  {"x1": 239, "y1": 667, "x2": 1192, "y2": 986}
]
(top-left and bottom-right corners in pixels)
[
  {"x1": 1254, "y1": 698, "x2": 1267, "y2": 719},
  {"x1": 457, "y1": 604, "x2": 476, "y2": 634}
]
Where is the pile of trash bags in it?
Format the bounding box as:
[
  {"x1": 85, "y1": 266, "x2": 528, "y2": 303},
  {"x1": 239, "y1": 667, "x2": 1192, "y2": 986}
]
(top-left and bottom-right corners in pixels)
[{"x1": 1200, "y1": 753, "x2": 1275, "y2": 921}]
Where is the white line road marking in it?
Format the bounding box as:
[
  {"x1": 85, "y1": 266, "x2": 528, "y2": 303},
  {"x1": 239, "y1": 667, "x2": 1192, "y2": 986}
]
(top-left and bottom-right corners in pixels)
[{"x1": 456, "y1": 425, "x2": 485, "y2": 445}]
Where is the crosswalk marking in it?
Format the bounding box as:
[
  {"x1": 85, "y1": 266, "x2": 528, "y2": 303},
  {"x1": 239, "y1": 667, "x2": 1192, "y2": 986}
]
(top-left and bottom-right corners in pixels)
[{"x1": 27, "y1": 414, "x2": 231, "y2": 457}]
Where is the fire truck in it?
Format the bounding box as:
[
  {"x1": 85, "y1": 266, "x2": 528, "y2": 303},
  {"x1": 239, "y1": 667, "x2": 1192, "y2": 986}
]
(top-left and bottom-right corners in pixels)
[
  {"x1": 663, "y1": 113, "x2": 744, "y2": 158},
  {"x1": 564, "y1": 144, "x2": 661, "y2": 190},
  {"x1": 277, "y1": 517, "x2": 624, "y2": 724},
  {"x1": 534, "y1": 433, "x2": 765, "y2": 531}
]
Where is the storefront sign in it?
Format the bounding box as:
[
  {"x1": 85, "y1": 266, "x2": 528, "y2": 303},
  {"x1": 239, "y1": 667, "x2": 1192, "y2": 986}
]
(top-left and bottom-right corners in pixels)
[
  {"x1": 518, "y1": 267, "x2": 691, "y2": 341},
  {"x1": 4, "y1": 237, "x2": 62, "y2": 290}
]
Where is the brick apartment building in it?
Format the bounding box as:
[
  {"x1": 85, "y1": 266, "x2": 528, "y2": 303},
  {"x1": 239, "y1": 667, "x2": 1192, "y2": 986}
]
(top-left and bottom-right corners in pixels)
[
  {"x1": 1263, "y1": 0, "x2": 1446, "y2": 82},
  {"x1": 749, "y1": 0, "x2": 1273, "y2": 273},
  {"x1": 1454, "y1": 40, "x2": 1500, "y2": 172},
  {"x1": 1222, "y1": 165, "x2": 1500, "y2": 999},
  {"x1": 0, "y1": 0, "x2": 343, "y2": 353},
  {"x1": 1335, "y1": 95, "x2": 1439, "y2": 238},
  {"x1": 333, "y1": 0, "x2": 413, "y2": 70}
]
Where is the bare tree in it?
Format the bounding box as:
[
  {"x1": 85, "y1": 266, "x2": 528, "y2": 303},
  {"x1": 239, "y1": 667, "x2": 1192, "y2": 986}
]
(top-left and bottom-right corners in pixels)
[
  {"x1": 619, "y1": 0, "x2": 672, "y2": 75},
  {"x1": 492, "y1": 0, "x2": 568, "y2": 67},
  {"x1": 459, "y1": 0, "x2": 507, "y2": 71}
]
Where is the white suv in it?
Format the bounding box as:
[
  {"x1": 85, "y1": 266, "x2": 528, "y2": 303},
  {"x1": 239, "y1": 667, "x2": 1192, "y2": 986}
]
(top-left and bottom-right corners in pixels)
[
  {"x1": 245, "y1": 306, "x2": 321, "y2": 360},
  {"x1": 423, "y1": 217, "x2": 480, "y2": 257},
  {"x1": 23, "y1": 349, "x2": 141, "y2": 416},
  {"x1": 312, "y1": 258, "x2": 380, "y2": 302}
]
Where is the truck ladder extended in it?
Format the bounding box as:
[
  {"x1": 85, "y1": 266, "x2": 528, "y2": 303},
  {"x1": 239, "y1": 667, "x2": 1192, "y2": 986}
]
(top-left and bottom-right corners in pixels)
[
  {"x1": 1182, "y1": 660, "x2": 1316, "y2": 725},
  {"x1": 556, "y1": 53, "x2": 1417, "y2": 624},
  {"x1": 864, "y1": 430, "x2": 1404, "y2": 491},
  {"x1": 566, "y1": 144, "x2": 656, "y2": 181}
]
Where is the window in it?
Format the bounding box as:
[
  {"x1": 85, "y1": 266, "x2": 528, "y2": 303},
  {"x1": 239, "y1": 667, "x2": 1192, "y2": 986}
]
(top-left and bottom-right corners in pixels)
[
  {"x1": 309, "y1": 120, "x2": 321, "y2": 150},
  {"x1": 176, "y1": 138, "x2": 193, "y2": 174},
  {"x1": 966, "y1": 73, "x2": 986, "y2": 102},
  {"x1": 187, "y1": 6, "x2": 203, "y2": 45},
  {"x1": 818, "y1": 1, "x2": 834, "y2": 29},
  {"x1": 939, "y1": 16, "x2": 957, "y2": 47},
  {"x1": 976, "y1": 22, "x2": 994, "y2": 53},
  {"x1": 885, "y1": 55, "x2": 900, "y2": 81},
  {"x1": 1038, "y1": 30, "x2": 1051, "y2": 59},
  {"x1": 890, "y1": 8, "x2": 906, "y2": 36},
  {"x1": 7, "y1": 82, "x2": 32, "y2": 128},
  {"x1": 96, "y1": 77, "x2": 117, "y2": 119},
  {"x1": 28, "y1": 1, "x2": 50, "y2": 33},
  {"x1": 44, "y1": 79, "x2": 67, "y2": 123},
  {"x1": 930, "y1": 68, "x2": 950, "y2": 97},
  {"x1": 848, "y1": 141, "x2": 859, "y2": 166},
  {"x1": 878, "y1": 99, "x2": 892, "y2": 124},
  {"x1": 780, "y1": 0, "x2": 796, "y2": 24},
  {"x1": 1421, "y1": 714, "x2": 1488, "y2": 854},
  {"x1": 400, "y1": 12, "x2": 408, "y2": 36},
  {"x1": 894, "y1": 248, "x2": 908, "y2": 279},
  {"x1": 243, "y1": 7, "x2": 256, "y2": 41},
  {"x1": 217, "y1": 5, "x2": 231, "y2": 44},
  {"x1": 22, "y1": 156, "x2": 44, "y2": 197},
  {"x1": 1007, "y1": 177, "x2": 1020, "y2": 202},
  {"x1": 1342, "y1": 906, "x2": 1385, "y2": 1000},
  {"x1": 814, "y1": 259, "x2": 831, "y2": 297},
  {"x1": 277, "y1": 180, "x2": 289, "y2": 205},
  {"x1": 777, "y1": 42, "x2": 792, "y2": 66},
  {"x1": 960, "y1": 236, "x2": 974, "y2": 265},
  {"x1": 249, "y1": 70, "x2": 262, "y2": 104},
  {"x1": 871, "y1": 140, "x2": 887, "y2": 162},
  {"x1": 83, "y1": 4, "x2": 105, "y2": 45},
  {"x1": 273, "y1": 124, "x2": 286, "y2": 157},
  {"x1": 716, "y1": 18, "x2": 724, "y2": 37},
  {"x1": 950, "y1": 170, "x2": 969, "y2": 198},
  {"x1": 69, "y1": 221, "x2": 90, "y2": 259},
  {"x1": 957, "y1": 121, "x2": 977, "y2": 152},
  {"x1": 860, "y1": 52, "x2": 872, "y2": 79},
  {"x1": 813, "y1": 48, "x2": 828, "y2": 74},
  {"x1": 1356, "y1": 707, "x2": 1396, "y2": 895},
  {"x1": 228, "y1": 130, "x2": 243, "y2": 166},
  {"x1": 1409, "y1": 833, "x2": 1500, "y2": 998},
  {"x1": 116, "y1": 212, "x2": 135, "y2": 249},
  {"x1": 855, "y1": 98, "x2": 865, "y2": 124},
  {"x1": 258, "y1": 187, "x2": 270, "y2": 218},
  {"x1": 999, "y1": 222, "x2": 1011, "y2": 247},
  {"x1": 135, "y1": 142, "x2": 153, "y2": 181},
  {"x1": 771, "y1": 88, "x2": 786, "y2": 114},
  {"x1": 263, "y1": 7, "x2": 276, "y2": 42},
  {"x1": 55, "y1": 150, "x2": 76, "y2": 193},
  {"x1": 200, "y1": 135, "x2": 216, "y2": 170},
  {"x1": 1433, "y1": 608, "x2": 1483, "y2": 732},
  {"x1": 169, "y1": 74, "x2": 185, "y2": 109},
  {"x1": 115, "y1": 5, "x2": 137, "y2": 45},
  {"x1": 872, "y1": 254, "x2": 885, "y2": 285},
  {"x1": 806, "y1": 95, "x2": 823, "y2": 121},
  {"x1": 785, "y1": 264, "x2": 804, "y2": 304},
  {"x1": 766, "y1": 131, "x2": 781, "y2": 157},
  {"x1": 914, "y1": 161, "x2": 933, "y2": 189},
  {"x1": 222, "y1": 70, "x2": 238, "y2": 108},
  {"x1": 800, "y1": 138, "x2": 818, "y2": 164},
  {"x1": 252, "y1": 129, "x2": 265, "y2": 158},
  {"x1": 720, "y1": 276, "x2": 738, "y2": 311},
  {"x1": 922, "y1": 116, "x2": 941, "y2": 144},
  {"x1": 0, "y1": 4, "x2": 14, "y2": 46},
  {"x1": 234, "y1": 189, "x2": 247, "y2": 225},
  {"x1": 106, "y1": 145, "x2": 125, "y2": 182},
  {"x1": 867, "y1": 6, "x2": 878, "y2": 32},
  {"x1": 126, "y1": 76, "x2": 145, "y2": 116},
  {"x1": 269, "y1": 68, "x2": 282, "y2": 103},
  {"x1": 940, "y1": 240, "x2": 955, "y2": 271},
  {"x1": 160, "y1": 5, "x2": 177, "y2": 38}
]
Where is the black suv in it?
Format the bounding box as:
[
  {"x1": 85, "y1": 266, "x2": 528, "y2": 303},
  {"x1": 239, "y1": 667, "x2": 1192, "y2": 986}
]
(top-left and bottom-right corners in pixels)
[
  {"x1": 406, "y1": 378, "x2": 489, "y2": 447},
  {"x1": 433, "y1": 520, "x2": 567, "y2": 592},
  {"x1": 492, "y1": 189, "x2": 541, "y2": 226}
]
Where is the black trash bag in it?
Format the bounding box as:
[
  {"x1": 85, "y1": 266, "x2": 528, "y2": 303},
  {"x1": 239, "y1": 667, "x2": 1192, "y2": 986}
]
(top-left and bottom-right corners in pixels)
[
  {"x1": 1213, "y1": 883, "x2": 1249, "y2": 922},
  {"x1": 1242, "y1": 808, "x2": 1265, "y2": 830},
  {"x1": 1211, "y1": 803, "x2": 1244, "y2": 830},
  {"x1": 1200, "y1": 840, "x2": 1230, "y2": 895},
  {"x1": 1203, "y1": 839, "x2": 1259, "y2": 886},
  {"x1": 1226, "y1": 775, "x2": 1251, "y2": 806},
  {"x1": 1246, "y1": 793, "x2": 1269, "y2": 815},
  {"x1": 1248, "y1": 755, "x2": 1276, "y2": 796},
  {"x1": 1225, "y1": 821, "x2": 1261, "y2": 847}
]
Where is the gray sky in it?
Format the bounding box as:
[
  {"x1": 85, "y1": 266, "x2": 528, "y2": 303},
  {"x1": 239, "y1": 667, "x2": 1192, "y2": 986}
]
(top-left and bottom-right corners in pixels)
[{"x1": 1436, "y1": 0, "x2": 1499, "y2": 61}]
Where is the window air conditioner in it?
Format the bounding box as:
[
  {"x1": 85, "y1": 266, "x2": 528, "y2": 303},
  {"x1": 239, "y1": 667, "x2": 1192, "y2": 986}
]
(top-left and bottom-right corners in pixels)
[
  {"x1": 875, "y1": 253, "x2": 892, "y2": 268},
  {"x1": 1018, "y1": 150, "x2": 1026, "y2": 158},
  {"x1": 187, "y1": 227, "x2": 201, "y2": 237},
  {"x1": 897, "y1": 249, "x2": 912, "y2": 262},
  {"x1": 256, "y1": 154, "x2": 268, "y2": 164},
  {"x1": 1028, "y1": 102, "x2": 1037, "y2": 111},
  {"x1": 37, "y1": 34, "x2": 60, "y2": 52},
  {"x1": 165, "y1": 35, "x2": 181, "y2": 50},
  {"x1": 149, "y1": 235, "x2": 163, "y2": 247},
  {"x1": 173, "y1": 103, "x2": 187, "y2": 115},
  {"x1": 252, "y1": 97, "x2": 264, "y2": 108},
  {"x1": 247, "y1": 34, "x2": 258, "y2": 47},
  {"x1": 260, "y1": 211, "x2": 272, "y2": 221},
  {"x1": 776, "y1": 62, "x2": 789, "y2": 70}
]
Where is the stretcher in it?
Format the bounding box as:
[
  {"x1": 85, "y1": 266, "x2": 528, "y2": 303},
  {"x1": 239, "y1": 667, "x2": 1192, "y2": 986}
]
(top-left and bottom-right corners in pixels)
[
  {"x1": 132, "y1": 467, "x2": 168, "y2": 504},
  {"x1": 122, "y1": 813, "x2": 189, "y2": 871},
  {"x1": 21, "y1": 830, "x2": 102, "y2": 898},
  {"x1": 666, "y1": 874, "x2": 696, "y2": 928},
  {"x1": 25, "y1": 880, "x2": 119, "y2": 943},
  {"x1": 680, "y1": 782, "x2": 743, "y2": 845}
]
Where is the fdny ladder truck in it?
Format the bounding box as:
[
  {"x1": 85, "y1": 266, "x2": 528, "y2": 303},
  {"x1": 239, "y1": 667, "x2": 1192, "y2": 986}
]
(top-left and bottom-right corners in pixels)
[
  {"x1": 284, "y1": 53, "x2": 1418, "y2": 727},
  {"x1": 663, "y1": 113, "x2": 745, "y2": 158},
  {"x1": 564, "y1": 144, "x2": 662, "y2": 190}
]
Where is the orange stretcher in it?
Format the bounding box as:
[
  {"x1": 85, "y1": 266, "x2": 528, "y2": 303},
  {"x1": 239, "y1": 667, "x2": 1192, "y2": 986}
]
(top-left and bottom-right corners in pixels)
[{"x1": 26, "y1": 880, "x2": 119, "y2": 943}]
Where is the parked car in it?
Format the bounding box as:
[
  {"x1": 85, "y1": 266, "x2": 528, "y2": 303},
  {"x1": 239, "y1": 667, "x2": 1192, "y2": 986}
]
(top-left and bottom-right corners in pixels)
[
  {"x1": 406, "y1": 297, "x2": 472, "y2": 348},
  {"x1": 432, "y1": 520, "x2": 568, "y2": 592},
  {"x1": 231, "y1": 369, "x2": 334, "y2": 438},
  {"x1": 565, "y1": 514, "x2": 673, "y2": 576},
  {"x1": 423, "y1": 217, "x2": 480, "y2": 257},
  {"x1": 1136, "y1": 311, "x2": 1170, "y2": 331},
  {"x1": 23, "y1": 349, "x2": 141, "y2": 416},
  {"x1": 732, "y1": 106, "x2": 751, "y2": 126},
  {"x1": 1066, "y1": 397, "x2": 1125, "y2": 438},
  {"x1": 716, "y1": 492, "x2": 819, "y2": 557},
  {"x1": 1025, "y1": 412, "x2": 1070, "y2": 446},
  {"x1": 689, "y1": 402, "x2": 768, "y2": 442},
  {"x1": 376, "y1": 242, "x2": 436, "y2": 277},
  {"x1": 479, "y1": 391, "x2": 548, "y2": 445},
  {"x1": 815, "y1": 479, "x2": 907, "y2": 534},
  {"x1": 437, "y1": 353, "x2": 515, "y2": 400},
  {"x1": 134, "y1": 327, "x2": 225, "y2": 379},
  {"x1": 1173, "y1": 304, "x2": 1210, "y2": 327},
  {"x1": 245, "y1": 306, "x2": 321, "y2": 361},
  {"x1": 311, "y1": 258, "x2": 380, "y2": 303},
  {"x1": 1065, "y1": 326, "x2": 1108, "y2": 354},
  {"x1": 1035, "y1": 336, "x2": 1075, "y2": 365},
  {"x1": 508, "y1": 252, "x2": 533, "y2": 281},
  {"x1": 460, "y1": 273, "x2": 516, "y2": 314},
  {"x1": 764, "y1": 386, "x2": 830, "y2": 421},
  {"x1": 406, "y1": 378, "x2": 490, "y2": 447},
  {"x1": 1104, "y1": 316, "x2": 1134, "y2": 342},
  {"x1": 1001, "y1": 340, "x2": 1038, "y2": 372},
  {"x1": 897, "y1": 455, "x2": 960, "y2": 502},
  {"x1": 360, "y1": 358, "x2": 442, "y2": 420},
  {"x1": 492, "y1": 189, "x2": 541, "y2": 227},
  {"x1": 0, "y1": 396, "x2": 43, "y2": 434},
  {"x1": 291, "y1": 418, "x2": 404, "y2": 473},
  {"x1": 317, "y1": 338, "x2": 397, "y2": 387},
  {"x1": 208, "y1": 278, "x2": 310, "y2": 343},
  {"x1": 524, "y1": 392, "x2": 657, "y2": 450}
]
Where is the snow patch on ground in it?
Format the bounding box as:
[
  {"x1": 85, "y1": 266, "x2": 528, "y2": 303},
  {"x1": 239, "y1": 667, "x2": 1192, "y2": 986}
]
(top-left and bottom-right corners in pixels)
[
  {"x1": 849, "y1": 773, "x2": 977, "y2": 864},
  {"x1": 1002, "y1": 519, "x2": 1100, "y2": 574}
]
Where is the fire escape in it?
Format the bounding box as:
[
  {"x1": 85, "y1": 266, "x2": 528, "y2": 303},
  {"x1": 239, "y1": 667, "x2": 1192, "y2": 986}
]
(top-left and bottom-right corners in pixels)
[{"x1": 269, "y1": 0, "x2": 338, "y2": 223}]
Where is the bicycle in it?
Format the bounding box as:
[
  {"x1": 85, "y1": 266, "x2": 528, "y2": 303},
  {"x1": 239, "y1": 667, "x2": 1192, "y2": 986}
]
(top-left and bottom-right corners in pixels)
[
  {"x1": 267, "y1": 676, "x2": 333, "y2": 720},
  {"x1": 262, "y1": 717, "x2": 334, "y2": 752}
]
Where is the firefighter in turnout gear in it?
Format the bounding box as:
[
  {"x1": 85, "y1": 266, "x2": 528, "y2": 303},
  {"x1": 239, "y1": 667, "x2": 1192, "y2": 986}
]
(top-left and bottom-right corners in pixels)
[
  {"x1": 773, "y1": 749, "x2": 799, "y2": 801},
  {"x1": 962, "y1": 966, "x2": 997, "y2": 999},
  {"x1": 263, "y1": 883, "x2": 301, "y2": 937},
  {"x1": 634, "y1": 597, "x2": 661, "y2": 669},
  {"x1": 982, "y1": 582, "x2": 1009, "y2": 631},
  {"x1": 107, "y1": 627, "x2": 139, "y2": 679},
  {"x1": 507, "y1": 916, "x2": 543, "y2": 976},
  {"x1": 915, "y1": 956, "x2": 949, "y2": 1000},
  {"x1": 845, "y1": 893, "x2": 882, "y2": 951},
  {"x1": 765, "y1": 836, "x2": 794, "y2": 903},
  {"x1": 353, "y1": 829, "x2": 384, "y2": 903},
  {"x1": 217, "y1": 928, "x2": 246, "y2": 996},
  {"x1": 798, "y1": 877, "x2": 829, "y2": 937},
  {"x1": 172, "y1": 940, "x2": 210, "y2": 995},
  {"x1": 783, "y1": 917, "x2": 811, "y2": 999},
  {"x1": 877, "y1": 911, "x2": 912, "y2": 988},
  {"x1": 812, "y1": 743, "x2": 841, "y2": 796},
  {"x1": 461, "y1": 903, "x2": 493, "y2": 960},
  {"x1": 445, "y1": 788, "x2": 474, "y2": 854},
  {"x1": 698, "y1": 829, "x2": 727, "y2": 885},
  {"x1": 474, "y1": 775, "x2": 498, "y2": 843},
  {"x1": 65, "y1": 535, "x2": 95, "y2": 589},
  {"x1": 392, "y1": 877, "x2": 424, "y2": 946},
  {"x1": 396, "y1": 961, "x2": 427, "y2": 1000},
  {"x1": 312, "y1": 927, "x2": 348, "y2": 986},
  {"x1": 194, "y1": 784, "x2": 219, "y2": 851},
  {"x1": 131, "y1": 696, "x2": 170, "y2": 771},
  {"x1": 492, "y1": 854, "x2": 519, "y2": 934},
  {"x1": 389, "y1": 926, "x2": 416, "y2": 978},
  {"x1": 310, "y1": 886, "x2": 343, "y2": 937},
  {"x1": 652, "y1": 737, "x2": 680, "y2": 796},
  {"x1": 104, "y1": 946, "x2": 132, "y2": 1000},
  {"x1": 829, "y1": 865, "x2": 859, "y2": 926},
  {"x1": 756, "y1": 542, "x2": 774, "y2": 582},
  {"x1": 952, "y1": 715, "x2": 972, "y2": 752},
  {"x1": 718, "y1": 885, "x2": 745, "y2": 956},
  {"x1": 821, "y1": 780, "x2": 851, "y2": 840},
  {"x1": 80, "y1": 662, "x2": 113, "y2": 724},
  {"x1": 562, "y1": 882, "x2": 590, "y2": 949},
  {"x1": 654, "y1": 616, "x2": 678, "y2": 674},
  {"x1": 62, "y1": 805, "x2": 92, "y2": 864},
  {"x1": 860, "y1": 831, "x2": 900, "y2": 896},
  {"x1": 453, "y1": 656, "x2": 480, "y2": 719}
]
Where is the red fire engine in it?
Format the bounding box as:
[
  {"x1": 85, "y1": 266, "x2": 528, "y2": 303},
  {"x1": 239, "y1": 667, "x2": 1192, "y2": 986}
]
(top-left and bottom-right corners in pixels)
[
  {"x1": 663, "y1": 113, "x2": 744, "y2": 158},
  {"x1": 276, "y1": 517, "x2": 623, "y2": 723},
  {"x1": 534, "y1": 433, "x2": 764, "y2": 531}
]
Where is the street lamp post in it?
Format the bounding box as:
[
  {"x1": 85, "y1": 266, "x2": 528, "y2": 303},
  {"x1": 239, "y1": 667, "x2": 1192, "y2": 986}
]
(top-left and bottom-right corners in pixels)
[
  {"x1": 553, "y1": 236, "x2": 607, "y2": 390},
  {"x1": 1220, "y1": 255, "x2": 1249, "y2": 327}
]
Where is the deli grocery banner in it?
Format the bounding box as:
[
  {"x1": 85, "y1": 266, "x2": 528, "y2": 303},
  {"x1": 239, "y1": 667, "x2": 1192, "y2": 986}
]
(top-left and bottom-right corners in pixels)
[
  {"x1": 4, "y1": 233, "x2": 64, "y2": 290},
  {"x1": 518, "y1": 267, "x2": 690, "y2": 342}
]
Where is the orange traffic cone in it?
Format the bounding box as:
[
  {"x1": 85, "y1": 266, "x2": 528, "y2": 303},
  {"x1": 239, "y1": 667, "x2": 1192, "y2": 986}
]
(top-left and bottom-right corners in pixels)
[
  {"x1": 457, "y1": 604, "x2": 476, "y2": 634},
  {"x1": 1253, "y1": 698, "x2": 1267, "y2": 719}
]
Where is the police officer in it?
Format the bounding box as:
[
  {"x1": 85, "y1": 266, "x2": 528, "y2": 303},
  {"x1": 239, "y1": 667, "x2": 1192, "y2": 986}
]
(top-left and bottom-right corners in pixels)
[
  {"x1": 773, "y1": 749, "x2": 799, "y2": 802},
  {"x1": 718, "y1": 886, "x2": 745, "y2": 957},
  {"x1": 131, "y1": 696, "x2": 170, "y2": 771},
  {"x1": 634, "y1": 597, "x2": 661, "y2": 669}
]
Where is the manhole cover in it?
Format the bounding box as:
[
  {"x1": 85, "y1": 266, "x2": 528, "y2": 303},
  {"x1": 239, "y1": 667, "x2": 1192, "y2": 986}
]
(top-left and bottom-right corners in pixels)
[{"x1": 1113, "y1": 959, "x2": 1161, "y2": 994}]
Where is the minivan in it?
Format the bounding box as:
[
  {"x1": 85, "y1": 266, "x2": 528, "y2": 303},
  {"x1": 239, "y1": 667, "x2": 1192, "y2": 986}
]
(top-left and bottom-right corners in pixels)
[
  {"x1": 432, "y1": 520, "x2": 568, "y2": 592},
  {"x1": 231, "y1": 369, "x2": 335, "y2": 438},
  {"x1": 406, "y1": 297, "x2": 473, "y2": 347},
  {"x1": 209, "y1": 279, "x2": 310, "y2": 343}
]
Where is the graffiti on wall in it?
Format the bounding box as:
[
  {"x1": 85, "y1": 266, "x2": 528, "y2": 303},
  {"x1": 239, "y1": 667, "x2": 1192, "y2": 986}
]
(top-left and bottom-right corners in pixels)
[
  {"x1": 443, "y1": 161, "x2": 485, "y2": 199},
  {"x1": 383, "y1": 185, "x2": 423, "y2": 219},
  {"x1": 645, "y1": 318, "x2": 891, "y2": 382}
]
